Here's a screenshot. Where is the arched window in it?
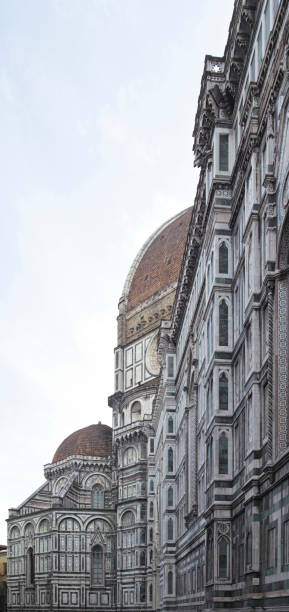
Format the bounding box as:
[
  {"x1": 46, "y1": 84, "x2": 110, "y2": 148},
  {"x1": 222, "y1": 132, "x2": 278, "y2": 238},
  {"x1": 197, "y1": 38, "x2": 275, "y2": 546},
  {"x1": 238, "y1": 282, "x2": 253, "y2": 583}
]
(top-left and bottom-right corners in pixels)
[
  {"x1": 168, "y1": 416, "x2": 174, "y2": 433},
  {"x1": 131, "y1": 400, "x2": 141, "y2": 422},
  {"x1": 38, "y1": 519, "x2": 49, "y2": 533},
  {"x1": 141, "y1": 482, "x2": 146, "y2": 496},
  {"x1": 92, "y1": 485, "x2": 104, "y2": 509},
  {"x1": 91, "y1": 545, "x2": 103, "y2": 585},
  {"x1": 140, "y1": 551, "x2": 146, "y2": 566},
  {"x1": 26, "y1": 548, "x2": 34, "y2": 586},
  {"x1": 219, "y1": 373, "x2": 228, "y2": 411},
  {"x1": 149, "y1": 527, "x2": 153, "y2": 542},
  {"x1": 24, "y1": 523, "x2": 34, "y2": 537},
  {"x1": 123, "y1": 447, "x2": 137, "y2": 466},
  {"x1": 149, "y1": 479, "x2": 154, "y2": 493},
  {"x1": 219, "y1": 433, "x2": 228, "y2": 474},
  {"x1": 168, "y1": 570, "x2": 173, "y2": 595},
  {"x1": 219, "y1": 242, "x2": 229, "y2": 274},
  {"x1": 149, "y1": 501, "x2": 154, "y2": 519},
  {"x1": 140, "y1": 529, "x2": 146, "y2": 544},
  {"x1": 168, "y1": 447, "x2": 174, "y2": 473},
  {"x1": 87, "y1": 519, "x2": 110, "y2": 533},
  {"x1": 168, "y1": 486, "x2": 174, "y2": 507},
  {"x1": 10, "y1": 526, "x2": 20, "y2": 539},
  {"x1": 59, "y1": 518, "x2": 80, "y2": 532},
  {"x1": 121, "y1": 511, "x2": 134, "y2": 527},
  {"x1": 149, "y1": 583, "x2": 153, "y2": 601},
  {"x1": 219, "y1": 300, "x2": 229, "y2": 346},
  {"x1": 149, "y1": 549, "x2": 153, "y2": 564},
  {"x1": 168, "y1": 518, "x2": 174, "y2": 541},
  {"x1": 218, "y1": 537, "x2": 229, "y2": 578}
]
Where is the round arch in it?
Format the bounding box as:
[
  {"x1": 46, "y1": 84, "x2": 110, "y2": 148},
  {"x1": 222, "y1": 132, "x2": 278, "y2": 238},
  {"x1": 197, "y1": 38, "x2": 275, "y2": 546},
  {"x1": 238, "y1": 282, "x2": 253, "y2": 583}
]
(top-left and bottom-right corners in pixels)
[{"x1": 57, "y1": 516, "x2": 82, "y2": 531}]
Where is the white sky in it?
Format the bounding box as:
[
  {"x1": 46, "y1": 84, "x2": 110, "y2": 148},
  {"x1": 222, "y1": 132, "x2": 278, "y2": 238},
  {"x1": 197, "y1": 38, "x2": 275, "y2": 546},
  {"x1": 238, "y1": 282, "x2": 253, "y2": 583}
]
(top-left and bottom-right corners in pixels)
[{"x1": 0, "y1": 0, "x2": 234, "y2": 543}]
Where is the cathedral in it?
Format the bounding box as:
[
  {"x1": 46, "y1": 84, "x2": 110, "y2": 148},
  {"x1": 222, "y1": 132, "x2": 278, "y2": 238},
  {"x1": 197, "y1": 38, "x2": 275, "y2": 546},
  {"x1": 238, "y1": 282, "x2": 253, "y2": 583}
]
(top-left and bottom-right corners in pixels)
[{"x1": 6, "y1": 0, "x2": 289, "y2": 610}]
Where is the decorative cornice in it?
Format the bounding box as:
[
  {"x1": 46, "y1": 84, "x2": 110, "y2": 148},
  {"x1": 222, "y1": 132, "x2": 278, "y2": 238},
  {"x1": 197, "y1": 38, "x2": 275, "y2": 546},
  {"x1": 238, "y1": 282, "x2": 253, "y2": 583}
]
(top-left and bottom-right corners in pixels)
[{"x1": 44, "y1": 455, "x2": 111, "y2": 480}]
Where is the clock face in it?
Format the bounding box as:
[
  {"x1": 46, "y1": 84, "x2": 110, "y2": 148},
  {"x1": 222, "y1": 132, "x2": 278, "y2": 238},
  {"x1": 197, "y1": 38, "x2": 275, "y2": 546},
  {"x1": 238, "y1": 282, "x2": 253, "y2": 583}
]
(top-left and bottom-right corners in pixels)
[{"x1": 145, "y1": 332, "x2": 160, "y2": 377}]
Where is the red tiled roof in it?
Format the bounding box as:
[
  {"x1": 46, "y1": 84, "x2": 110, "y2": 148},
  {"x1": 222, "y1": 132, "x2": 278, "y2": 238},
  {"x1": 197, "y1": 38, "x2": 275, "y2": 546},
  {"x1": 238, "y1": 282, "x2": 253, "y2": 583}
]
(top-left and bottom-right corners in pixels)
[
  {"x1": 52, "y1": 423, "x2": 112, "y2": 463},
  {"x1": 127, "y1": 207, "x2": 192, "y2": 310}
]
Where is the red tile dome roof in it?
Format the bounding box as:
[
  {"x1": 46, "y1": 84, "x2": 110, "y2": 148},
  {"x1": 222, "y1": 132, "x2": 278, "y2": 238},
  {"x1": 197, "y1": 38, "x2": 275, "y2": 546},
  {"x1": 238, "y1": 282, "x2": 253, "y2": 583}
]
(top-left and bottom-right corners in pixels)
[
  {"x1": 125, "y1": 207, "x2": 192, "y2": 311},
  {"x1": 52, "y1": 423, "x2": 112, "y2": 463}
]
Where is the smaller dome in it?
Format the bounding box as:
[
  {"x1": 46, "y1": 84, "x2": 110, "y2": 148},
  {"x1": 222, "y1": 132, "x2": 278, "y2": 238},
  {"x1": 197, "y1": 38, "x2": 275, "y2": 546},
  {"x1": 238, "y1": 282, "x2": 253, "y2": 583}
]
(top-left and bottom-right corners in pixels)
[{"x1": 52, "y1": 423, "x2": 112, "y2": 463}]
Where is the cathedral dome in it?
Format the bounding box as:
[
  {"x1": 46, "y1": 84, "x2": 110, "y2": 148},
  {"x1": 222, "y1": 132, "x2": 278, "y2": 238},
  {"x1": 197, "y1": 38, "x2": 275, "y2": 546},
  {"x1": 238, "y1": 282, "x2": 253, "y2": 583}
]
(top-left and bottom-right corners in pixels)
[
  {"x1": 123, "y1": 207, "x2": 192, "y2": 311},
  {"x1": 52, "y1": 422, "x2": 112, "y2": 463}
]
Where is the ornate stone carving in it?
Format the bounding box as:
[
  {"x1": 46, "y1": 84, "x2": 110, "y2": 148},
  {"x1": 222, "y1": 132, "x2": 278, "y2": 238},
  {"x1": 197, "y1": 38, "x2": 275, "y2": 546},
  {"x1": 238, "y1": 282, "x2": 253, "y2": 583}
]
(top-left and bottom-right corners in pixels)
[{"x1": 217, "y1": 522, "x2": 230, "y2": 536}]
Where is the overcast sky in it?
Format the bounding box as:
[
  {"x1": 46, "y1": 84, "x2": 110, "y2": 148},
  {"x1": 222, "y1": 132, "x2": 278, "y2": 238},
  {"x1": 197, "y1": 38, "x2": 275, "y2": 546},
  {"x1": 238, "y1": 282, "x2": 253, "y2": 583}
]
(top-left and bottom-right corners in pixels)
[{"x1": 0, "y1": 0, "x2": 234, "y2": 543}]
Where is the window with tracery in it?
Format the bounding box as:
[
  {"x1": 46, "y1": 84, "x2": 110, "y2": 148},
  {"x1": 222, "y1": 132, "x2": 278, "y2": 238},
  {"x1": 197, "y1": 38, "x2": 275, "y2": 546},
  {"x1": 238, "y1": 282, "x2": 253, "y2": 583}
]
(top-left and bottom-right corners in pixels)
[
  {"x1": 91, "y1": 545, "x2": 103, "y2": 585},
  {"x1": 92, "y1": 485, "x2": 104, "y2": 509}
]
